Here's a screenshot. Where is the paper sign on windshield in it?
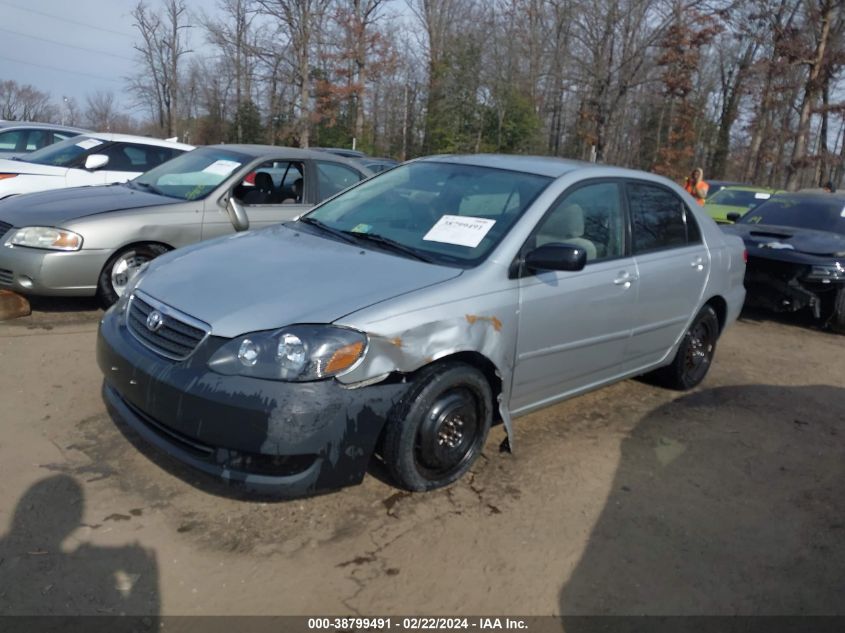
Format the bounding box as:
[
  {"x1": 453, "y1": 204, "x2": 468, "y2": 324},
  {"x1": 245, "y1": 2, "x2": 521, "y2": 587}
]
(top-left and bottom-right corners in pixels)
[
  {"x1": 76, "y1": 139, "x2": 103, "y2": 150},
  {"x1": 754, "y1": 192, "x2": 771, "y2": 199},
  {"x1": 423, "y1": 215, "x2": 495, "y2": 248},
  {"x1": 202, "y1": 159, "x2": 241, "y2": 176}
]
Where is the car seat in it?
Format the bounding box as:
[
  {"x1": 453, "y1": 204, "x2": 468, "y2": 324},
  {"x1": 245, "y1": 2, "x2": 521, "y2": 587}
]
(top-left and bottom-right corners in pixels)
[
  {"x1": 242, "y1": 172, "x2": 275, "y2": 205},
  {"x1": 536, "y1": 203, "x2": 597, "y2": 260}
]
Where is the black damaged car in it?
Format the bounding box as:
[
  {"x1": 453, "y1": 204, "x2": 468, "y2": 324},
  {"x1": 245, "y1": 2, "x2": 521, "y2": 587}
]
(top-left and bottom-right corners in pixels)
[{"x1": 722, "y1": 191, "x2": 845, "y2": 332}]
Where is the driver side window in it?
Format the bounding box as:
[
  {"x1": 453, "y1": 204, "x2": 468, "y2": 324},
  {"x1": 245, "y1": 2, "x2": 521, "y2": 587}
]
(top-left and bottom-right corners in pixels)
[
  {"x1": 233, "y1": 161, "x2": 305, "y2": 206},
  {"x1": 532, "y1": 182, "x2": 624, "y2": 263}
]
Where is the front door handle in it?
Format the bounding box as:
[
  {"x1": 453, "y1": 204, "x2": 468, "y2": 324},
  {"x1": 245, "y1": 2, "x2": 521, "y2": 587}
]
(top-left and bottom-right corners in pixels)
[{"x1": 613, "y1": 271, "x2": 638, "y2": 286}]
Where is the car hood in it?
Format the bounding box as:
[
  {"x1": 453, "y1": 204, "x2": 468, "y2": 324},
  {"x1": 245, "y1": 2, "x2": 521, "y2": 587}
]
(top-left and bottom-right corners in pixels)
[
  {"x1": 706, "y1": 203, "x2": 747, "y2": 216},
  {"x1": 0, "y1": 183, "x2": 177, "y2": 227},
  {"x1": 0, "y1": 158, "x2": 66, "y2": 176},
  {"x1": 136, "y1": 224, "x2": 464, "y2": 337},
  {"x1": 723, "y1": 223, "x2": 845, "y2": 257}
]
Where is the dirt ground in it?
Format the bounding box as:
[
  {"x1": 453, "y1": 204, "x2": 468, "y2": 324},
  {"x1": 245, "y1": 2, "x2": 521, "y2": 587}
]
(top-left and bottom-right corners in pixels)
[{"x1": 0, "y1": 298, "x2": 843, "y2": 617}]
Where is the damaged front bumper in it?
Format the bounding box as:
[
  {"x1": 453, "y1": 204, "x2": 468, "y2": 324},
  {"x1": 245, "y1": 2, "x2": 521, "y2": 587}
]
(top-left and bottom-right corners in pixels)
[
  {"x1": 745, "y1": 255, "x2": 842, "y2": 319},
  {"x1": 97, "y1": 307, "x2": 409, "y2": 497}
]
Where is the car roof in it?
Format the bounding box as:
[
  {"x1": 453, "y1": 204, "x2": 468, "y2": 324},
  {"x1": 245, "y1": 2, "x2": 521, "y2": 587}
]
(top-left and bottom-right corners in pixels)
[
  {"x1": 0, "y1": 122, "x2": 90, "y2": 133},
  {"x1": 717, "y1": 185, "x2": 778, "y2": 192},
  {"x1": 421, "y1": 153, "x2": 679, "y2": 181},
  {"x1": 771, "y1": 191, "x2": 845, "y2": 202},
  {"x1": 204, "y1": 144, "x2": 371, "y2": 166},
  {"x1": 81, "y1": 132, "x2": 194, "y2": 150}
]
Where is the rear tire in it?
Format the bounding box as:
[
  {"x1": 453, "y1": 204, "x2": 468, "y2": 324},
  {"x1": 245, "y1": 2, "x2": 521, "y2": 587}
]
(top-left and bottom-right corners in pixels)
[
  {"x1": 97, "y1": 243, "x2": 168, "y2": 308},
  {"x1": 382, "y1": 362, "x2": 493, "y2": 491},
  {"x1": 651, "y1": 305, "x2": 720, "y2": 391}
]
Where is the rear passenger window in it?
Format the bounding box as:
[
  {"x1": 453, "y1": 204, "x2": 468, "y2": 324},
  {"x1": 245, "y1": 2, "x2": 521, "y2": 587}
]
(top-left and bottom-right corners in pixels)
[{"x1": 627, "y1": 182, "x2": 695, "y2": 253}]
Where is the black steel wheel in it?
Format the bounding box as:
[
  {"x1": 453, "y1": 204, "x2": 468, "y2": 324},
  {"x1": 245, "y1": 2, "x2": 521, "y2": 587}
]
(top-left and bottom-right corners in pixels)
[
  {"x1": 382, "y1": 362, "x2": 493, "y2": 491},
  {"x1": 652, "y1": 305, "x2": 720, "y2": 391}
]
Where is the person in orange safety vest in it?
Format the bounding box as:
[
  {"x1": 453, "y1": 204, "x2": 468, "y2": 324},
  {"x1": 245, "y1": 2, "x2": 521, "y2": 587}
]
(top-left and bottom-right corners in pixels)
[{"x1": 684, "y1": 167, "x2": 708, "y2": 205}]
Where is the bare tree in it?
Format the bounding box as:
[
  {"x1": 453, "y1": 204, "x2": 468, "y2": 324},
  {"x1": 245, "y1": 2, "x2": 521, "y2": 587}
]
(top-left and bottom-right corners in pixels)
[
  {"x1": 256, "y1": 0, "x2": 332, "y2": 147},
  {"x1": 0, "y1": 80, "x2": 56, "y2": 122},
  {"x1": 129, "y1": 0, "x2": 192, "y2": 138}
]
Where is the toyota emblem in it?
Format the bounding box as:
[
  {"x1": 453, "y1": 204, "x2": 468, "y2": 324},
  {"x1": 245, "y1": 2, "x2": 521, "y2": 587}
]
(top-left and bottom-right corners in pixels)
[{"x1": 146, "y1": 310, "x2": 164, "y2": 332}]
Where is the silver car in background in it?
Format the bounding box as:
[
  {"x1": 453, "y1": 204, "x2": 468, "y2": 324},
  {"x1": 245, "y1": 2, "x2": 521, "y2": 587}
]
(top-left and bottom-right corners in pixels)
[
  {"x1": 97, "y1": 155, "x2": 747, "y2": 497},
  {"x1": 0, "y1": 145, "x2": 371, "y2": 305}
]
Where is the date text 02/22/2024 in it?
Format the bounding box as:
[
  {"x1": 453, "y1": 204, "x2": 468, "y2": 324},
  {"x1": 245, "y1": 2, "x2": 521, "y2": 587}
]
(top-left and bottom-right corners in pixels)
[{"x1": 306, "y1": 617, "x2": 529, "y2": 630}]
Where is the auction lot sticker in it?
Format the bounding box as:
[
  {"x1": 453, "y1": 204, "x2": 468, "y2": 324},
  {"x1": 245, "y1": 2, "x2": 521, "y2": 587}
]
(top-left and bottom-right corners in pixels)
[{"x1": 424, "y1": 215, "x2": 495, "y2": 248}]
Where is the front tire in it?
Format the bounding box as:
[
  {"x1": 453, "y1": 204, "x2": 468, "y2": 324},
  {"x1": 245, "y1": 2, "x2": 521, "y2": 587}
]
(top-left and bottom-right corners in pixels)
[
  {"x1": 828, "y1": 287, "x2": 845, "y2": 334},
  {"x1": 97, "y1": 243, "x2": 168, "y2": 308},
  {"x1": 382, "y1": 362, "x2": 493, "y2": 491},
  {"x1": 652, "y1": 305, "x2": 720, "y2": 390}
]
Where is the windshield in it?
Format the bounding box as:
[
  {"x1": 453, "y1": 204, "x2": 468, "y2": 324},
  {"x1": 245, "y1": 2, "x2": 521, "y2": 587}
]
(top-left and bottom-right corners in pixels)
[
  {"x1": 709, "y1": 188, "x2": 771, "y2": 209},
  {"x1": 304, "y1": 161, "x2": 551, "y2": 266},
  {"x1": 131, "y1": 147, "x2": 251, "y2": 200},
  {"x1": 739, "y1": 195, "x2": 845, "y2": 235},
  {"x1": 24, "y1": 135, "x2": 107, "y2": 167}
]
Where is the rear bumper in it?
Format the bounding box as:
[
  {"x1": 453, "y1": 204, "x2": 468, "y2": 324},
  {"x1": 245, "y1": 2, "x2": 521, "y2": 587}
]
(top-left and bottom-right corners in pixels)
[{"x1": 98, "y1": 306, "x2": 408, "y2": 497}]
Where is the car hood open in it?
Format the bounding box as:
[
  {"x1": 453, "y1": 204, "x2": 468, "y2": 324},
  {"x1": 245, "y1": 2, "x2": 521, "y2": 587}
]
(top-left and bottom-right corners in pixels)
[
  {"x1": 0, "y1": 183, "x2": 177, "y2": 227},
  {"x1": 136, "y1": 223, "x2": 463, "y2": 338},
  {"x1": 724, "y1": 223, "x2": 845, "y2": 257}
]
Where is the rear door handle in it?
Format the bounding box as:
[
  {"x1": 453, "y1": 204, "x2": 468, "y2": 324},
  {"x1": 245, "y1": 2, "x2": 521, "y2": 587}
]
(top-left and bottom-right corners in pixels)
[
  {"x1": 691, "y1": 256, "x2": 705, "y2": 270},
  {"x1": 613, "y1": 271, "x2": 638, "y2": 286}
]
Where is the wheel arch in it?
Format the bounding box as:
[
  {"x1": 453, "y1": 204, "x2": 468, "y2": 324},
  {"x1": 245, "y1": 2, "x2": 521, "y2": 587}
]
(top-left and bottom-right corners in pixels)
[
  {"x1": 410, "y1": 350, "x2": 503, "y2": 420},
  {"x1": 703, "y1": 295, "x2": 728, "y2": 333}
]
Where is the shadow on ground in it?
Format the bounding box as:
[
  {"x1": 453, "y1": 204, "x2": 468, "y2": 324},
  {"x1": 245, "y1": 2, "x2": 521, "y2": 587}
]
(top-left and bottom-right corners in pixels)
[
  {"x1": 559, "y1": 384, "x2": 845, "y2": 615},
  {"x1": 0, "y1": 474, "x2": 160, "y2": 622}
]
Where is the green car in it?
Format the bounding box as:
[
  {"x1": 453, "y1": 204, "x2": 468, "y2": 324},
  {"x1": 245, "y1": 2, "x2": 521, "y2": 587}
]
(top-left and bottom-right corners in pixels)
[{"x1": 705, "y1": 185, "x2": 780, "y2": 223}]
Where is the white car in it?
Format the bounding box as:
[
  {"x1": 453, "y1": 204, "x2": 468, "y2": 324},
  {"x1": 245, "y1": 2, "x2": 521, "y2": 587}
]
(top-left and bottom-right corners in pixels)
[{"x1": 0, "y1": 133, "x2": 193, "y2": 199}]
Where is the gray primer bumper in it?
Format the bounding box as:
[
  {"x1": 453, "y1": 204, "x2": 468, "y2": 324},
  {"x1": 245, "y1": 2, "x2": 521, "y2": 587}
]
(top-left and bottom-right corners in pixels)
[{"x1": 97, "y1": 308, "x2": 409, "y2": 497}]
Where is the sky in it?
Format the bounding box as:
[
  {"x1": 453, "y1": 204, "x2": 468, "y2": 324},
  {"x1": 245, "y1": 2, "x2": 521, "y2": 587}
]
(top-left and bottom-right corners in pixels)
[
  {"x1": 0, "y1": 0, "x2": 416, "y2": 121},
  {"x1": 0, "y1": 0, "x2": 149, "y2": 113}
]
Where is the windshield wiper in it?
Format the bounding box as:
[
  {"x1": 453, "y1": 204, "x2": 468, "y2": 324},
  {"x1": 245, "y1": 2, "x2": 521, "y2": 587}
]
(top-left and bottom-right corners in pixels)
[
  {"x1": 130, "y1": 180, "x2": 164, "y2": 196},
  {"x1": 298, "y1": 216, "x2": 358, "y2": 244},
  {"x1": 344, "y1": 231, "x2": 433, "y2": 263}
]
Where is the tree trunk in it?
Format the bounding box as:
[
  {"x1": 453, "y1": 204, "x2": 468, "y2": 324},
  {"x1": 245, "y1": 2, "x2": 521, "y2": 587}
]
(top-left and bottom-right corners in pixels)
[{"x1": 785, "y1": 0, "x2": 833, "y2": 191}]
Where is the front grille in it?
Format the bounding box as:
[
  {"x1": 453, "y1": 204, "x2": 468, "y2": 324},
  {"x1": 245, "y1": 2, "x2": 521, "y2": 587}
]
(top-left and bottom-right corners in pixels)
[
  {"x1": 127, "y1": 292, "x2": 209, "y2": 360},
  {"x1": 0, "y1": 268, "x2": 12, "y2": 285},
  {"x1": 0, "y1": 221, "x2": 12, "y2": 239}
]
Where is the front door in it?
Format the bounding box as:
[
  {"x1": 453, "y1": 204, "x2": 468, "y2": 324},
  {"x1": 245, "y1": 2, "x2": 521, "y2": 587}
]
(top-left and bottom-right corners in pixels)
[{"x1": 510, "y1": 181, "x2": 636, "y2": 414}]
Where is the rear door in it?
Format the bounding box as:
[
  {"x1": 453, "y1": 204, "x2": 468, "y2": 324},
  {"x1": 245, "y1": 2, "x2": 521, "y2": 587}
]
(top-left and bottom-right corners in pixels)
[
  {"x1": 623, "y1": 180, "x2": 708, "y2": 370},
  {"x1": 510, "y1": 180, "x2": 637, "y2": 413}
]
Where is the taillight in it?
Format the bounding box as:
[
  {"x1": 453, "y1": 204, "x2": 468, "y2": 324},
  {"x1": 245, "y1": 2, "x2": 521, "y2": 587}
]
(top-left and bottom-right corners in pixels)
[
  {"x1": 244, "y1": 172, "x2": 256, "y2": 185},
  {"x1": 743, "y1": 249, "x2": 748, "y2": 263},
  {"x1": 0, "y1": 174, "x2": 18, "y2": 180}
]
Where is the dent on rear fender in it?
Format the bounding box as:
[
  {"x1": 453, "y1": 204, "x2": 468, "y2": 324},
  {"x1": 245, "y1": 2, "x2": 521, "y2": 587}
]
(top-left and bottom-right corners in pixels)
[{"x1": 336, "y1": 312, "x2": 517, "y2": 450}]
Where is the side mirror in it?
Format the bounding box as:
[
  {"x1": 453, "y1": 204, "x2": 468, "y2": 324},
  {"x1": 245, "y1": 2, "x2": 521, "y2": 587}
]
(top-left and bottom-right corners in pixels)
[
  {"x1": 226, "y1": 196, "x2": 250, "y2": 232},
  {"x1": 524, "y1": 243, "x2": 587, "y2": 273},
  {"x1": 84, "y1": 154, "x2": 109, "y2": 170},
  {"x1": 726, "y1": 212, "x2": 741, "y2": 223}
]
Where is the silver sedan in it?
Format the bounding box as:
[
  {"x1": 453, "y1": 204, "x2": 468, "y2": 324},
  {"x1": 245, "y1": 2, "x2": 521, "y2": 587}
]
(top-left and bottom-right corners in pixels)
[
  {"x1": 97, "y1": 154, "x2": 747, "y2": 496},
  {"x1": 0, "y1": 145, "x2": 371, "y2": 305}
]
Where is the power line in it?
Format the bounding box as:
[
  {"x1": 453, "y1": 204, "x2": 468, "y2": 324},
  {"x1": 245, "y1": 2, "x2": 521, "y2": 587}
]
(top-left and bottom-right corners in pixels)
[
  {"x1": 0, "y1": 27, "x2": 135, "y2": 62},
  {"x1": 0, "y1": 1, "x2": 136, "y2": 39},
  {"x1": 0, "y1": 55, "x2": 123, "y2": 83}
]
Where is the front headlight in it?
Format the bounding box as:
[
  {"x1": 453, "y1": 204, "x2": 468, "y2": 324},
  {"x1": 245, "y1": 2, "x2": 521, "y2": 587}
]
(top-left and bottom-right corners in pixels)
[
  {"x1": 7, "y1": 226, "x2": 83, "y2": 251},
  {"x1": 805, "y1": 263, "x2": 845, "y2": 282},
  {"x1": 208, "y1": 325, "x2": 367, "y2": 382}
]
